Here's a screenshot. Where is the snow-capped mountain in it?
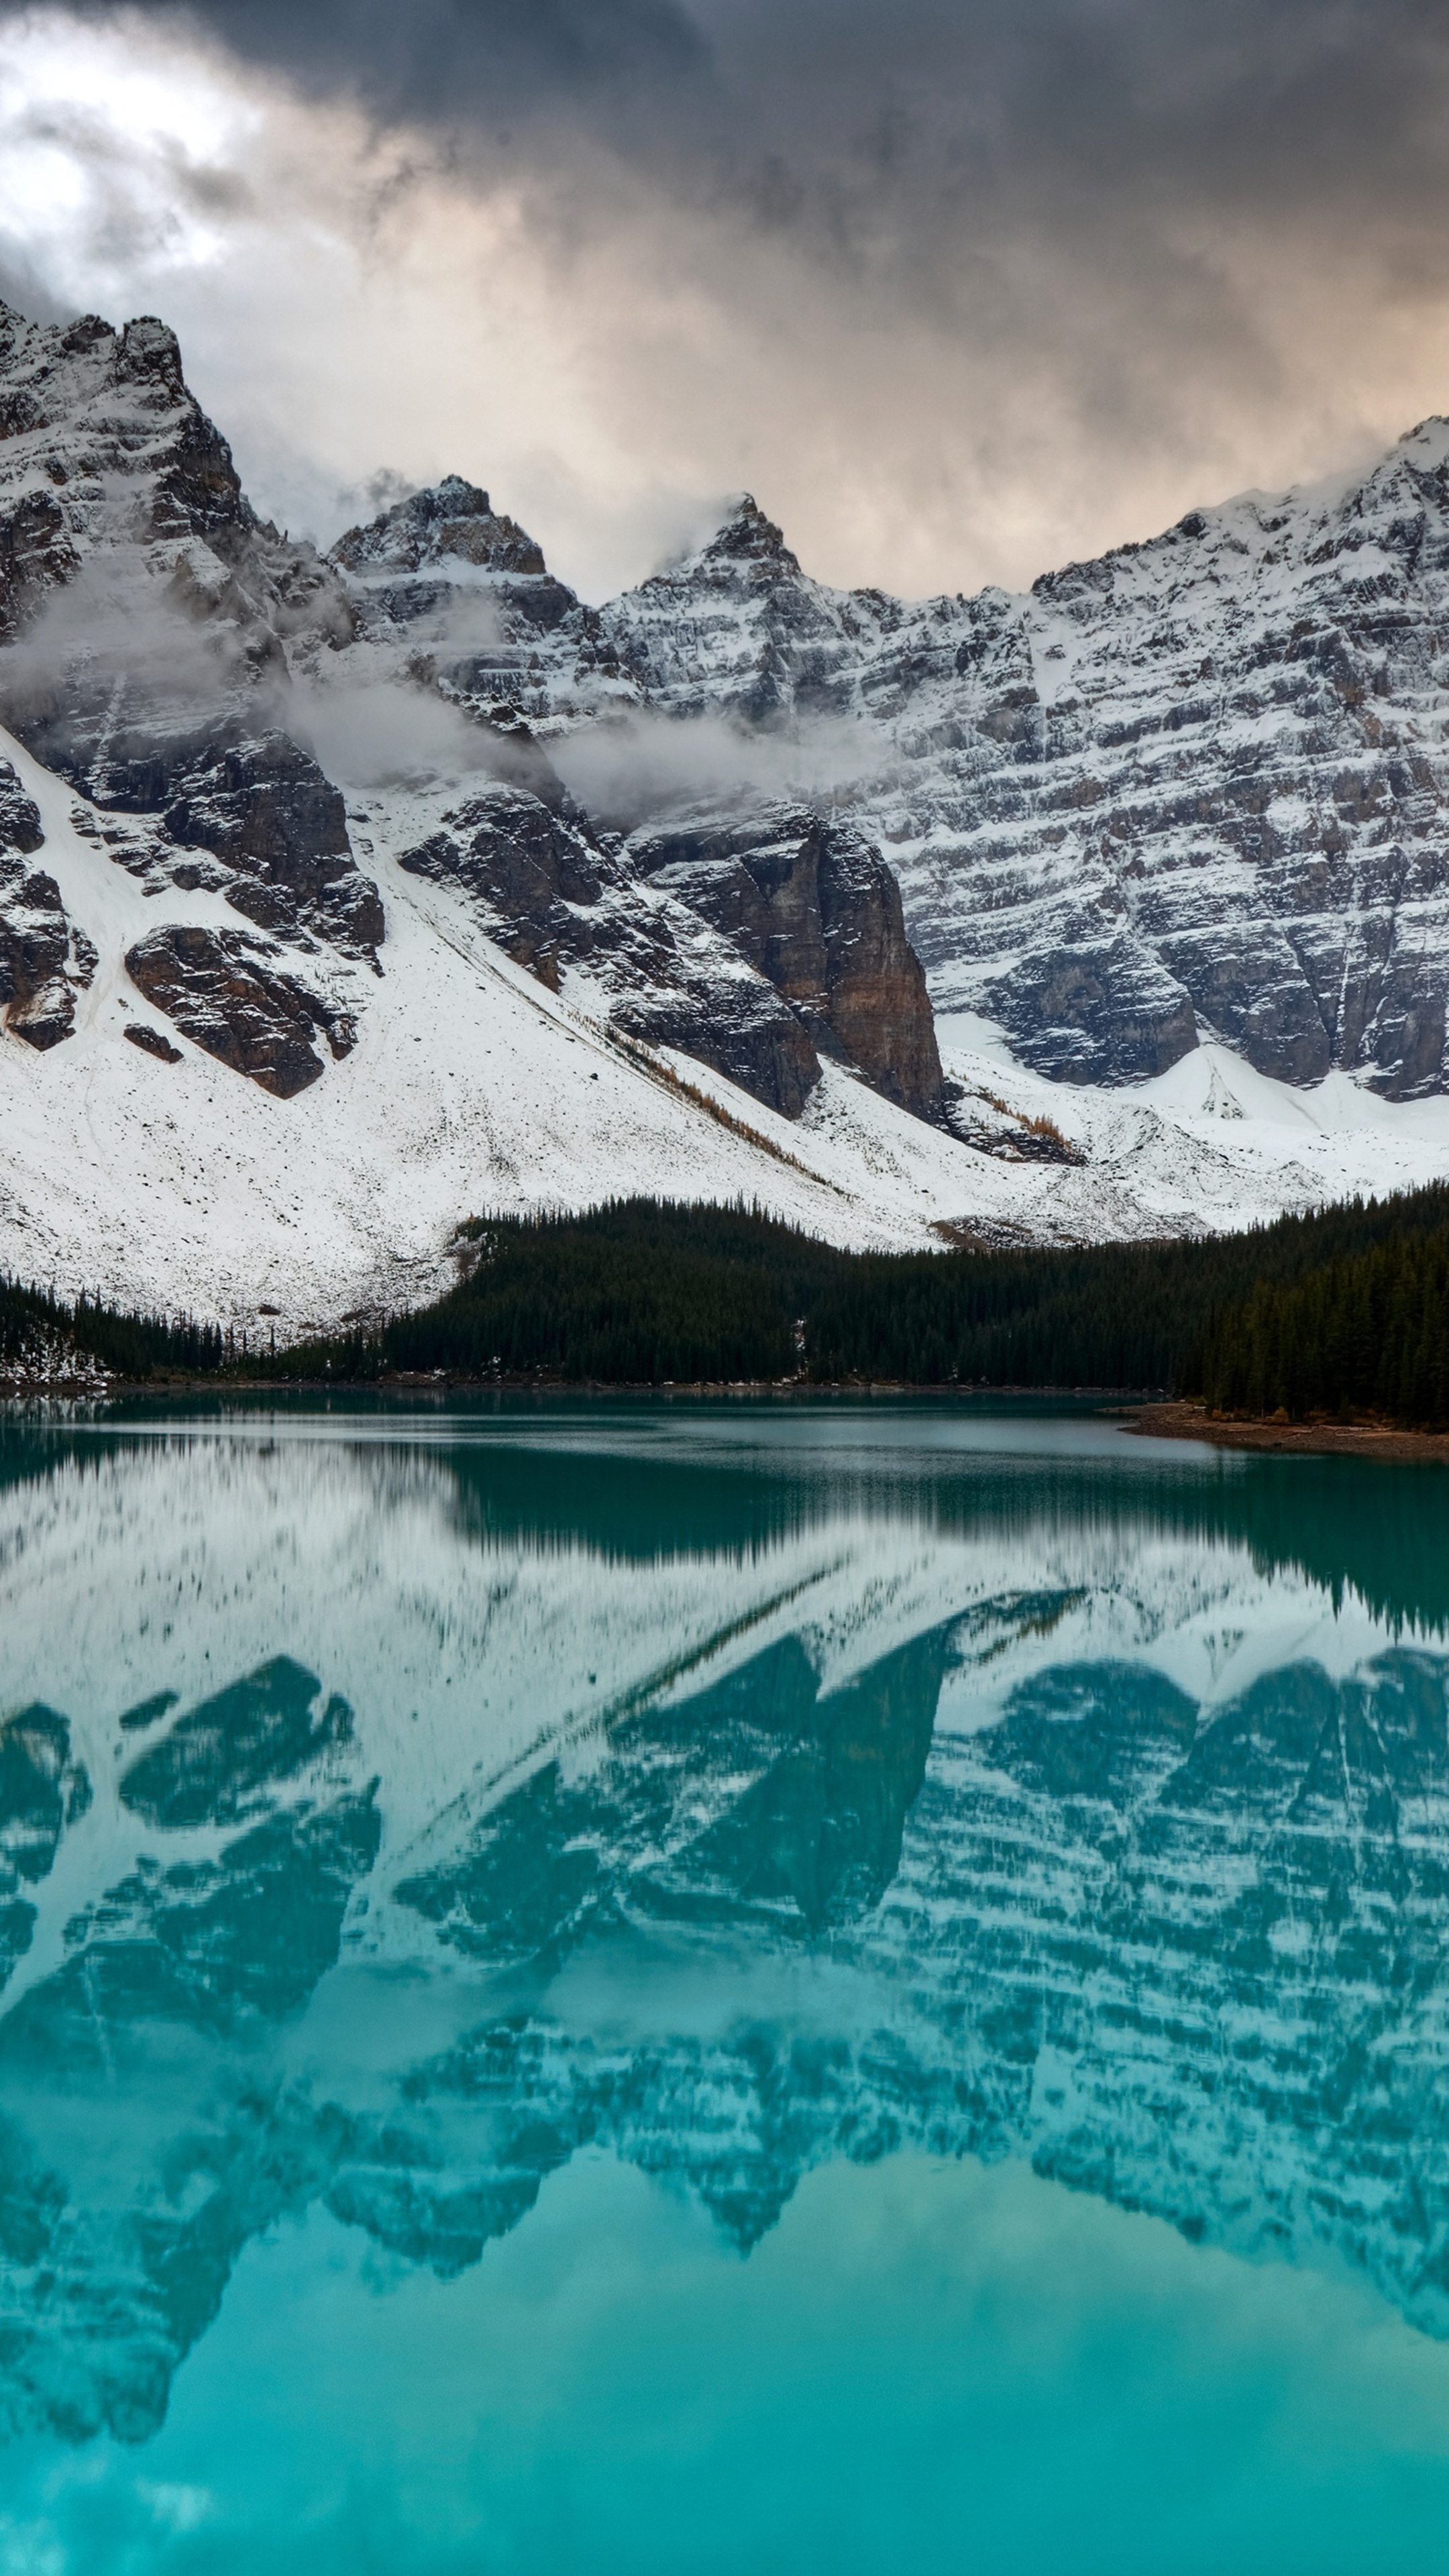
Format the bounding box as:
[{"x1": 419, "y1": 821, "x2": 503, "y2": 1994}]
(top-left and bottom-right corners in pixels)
[
  {"x1": 5, "y1": 292, "x2": 1449, "y2": 1318},
  {"x1": 578, "y1": 455, "x2": 1449, "y2": 1100}
]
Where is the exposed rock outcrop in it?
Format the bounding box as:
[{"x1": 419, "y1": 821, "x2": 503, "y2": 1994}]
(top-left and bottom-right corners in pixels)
[
  {"x1": 22, "y1": 285, "x2": 1449, "y2": 1112},
  {"x1": 0, "y1": 862, "x2": 74, "y2": 1049},
  {"x1": 567, "y1": 461, "x2": 1449, "y2": 1096},
  {"x1": 602, "y1": 495, "x2": 852, "y2": 728},
  {"x1": 0, "y1": 309, "x2": 953, "y2": 1124},
  {"x1": 0, "y1": 755, "x2": 42, "y2": 857},
  {"x1": 124, "y1": 924, "x2": 356, "y2": 1097},
  {"x1": 331, "y1": 473, "x2": 632, "y2": 710},
  {"x1": 627, "y1": 804, "x2": 945, "y2": 1117},
  {"x1": 0, "y1": 754, "x2": 80, "y2": 1049},
  {"x1": 983, "y1": 932, "x2": 1197, "y2": 1085},
  {"x1": 399, "y1": 783, "x2": 823, "y2": 1118},
  {"x1": 53, "y1": 720, "x2": 382, "y2": 949},
  {"x1": 330, "y1": 474, "x2": 942, "y2": 1120},
  {"x1": 122, "y1": 1022, "x2": 181, "y2": 1063},
  {"x1": 0, "y1": 300, "x2": 382, "y2": 970}
]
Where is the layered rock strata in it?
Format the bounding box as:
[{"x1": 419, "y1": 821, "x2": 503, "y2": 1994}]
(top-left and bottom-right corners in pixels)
[
  {"x1": 398, "y1": 784, "x2": 823, "y2": 1118},
  {"x1": 329, "y1": 472, "x2": 635, "y2": 712},
  {"x1": 20, "y1": 284, "x2": 1449, "y2": 1112},
  {"x1": 124, "y1": 924, "x2": 356, "y2": 1098},
  {"x1": 0, "y1": 307, "x2": 945, "y2": 1122},
  {"x1": 331, "y1": 476, "x2": 945, "y2": 1117},
  {"x1": 578, "y1": 468, "x2": 1449, "y2": 1095}
]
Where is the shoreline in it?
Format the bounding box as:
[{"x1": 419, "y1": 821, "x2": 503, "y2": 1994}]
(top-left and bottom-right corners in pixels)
[
  {"x1": 1129, "y1": 1400, "x2": 1449, "y2": 1463},
  {"x1": 1, "y1": 1372, "x2": 1155, "y2": 1403},
  {"x1": 5, "y1": 1380, "x2": 1444, "y2": 1460}
]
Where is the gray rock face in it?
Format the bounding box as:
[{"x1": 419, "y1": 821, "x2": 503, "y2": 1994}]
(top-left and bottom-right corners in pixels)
[
  {"x1": 0, "y1": 755, "x2": 86, "y2": 1051},
  {"x1": 121, "y1": 1022, "x2": 180, "y2": 1064},
  {"x1": 0, "y1": 755, "x2": 41, "y2": 859},
  {"x1": 329, "y1": 474, "x2": 952, "y2": 1119},
  {"x1": 124, "y1": 924, "x2": 357, "y2": 1097},
  {"x1": 87, "y1": 724, "x2": 382, "y2": 950},
  {"x1": 983, "y1": 932, "x2": 1197, "y2": 1083},
  {"x1": 0, "y1": 859, "x2": 74, "y2": 1051},
  {"x1": 563, "y1": 453, "x2": 1449, "y2": 1095},
  {"x1": 398, "y1": 782, "x2": 824, "y2": 1118},
  {"x1": 20, "y1": 286, "x2": 1449, "y2": 1115},
  {"x1": 0, "y1": 300, "x2": 383, "y2": 989},
  {"x1": 628, "y1": 804, "x2": 945, "y2": 1117},
  {"x1": 332, "y1": 473, "x2": 580, "y2": 647},
  {"x1": 331, "y1": 472, "x2": 631, "y2": 700},
  {"x1": 0, "y1": 303, "x2": 950, "y2": 1123}
]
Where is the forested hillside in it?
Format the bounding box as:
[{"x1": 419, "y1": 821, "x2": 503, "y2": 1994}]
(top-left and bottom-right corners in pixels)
[{"x1": 270, "y1": 1187, "x2": 1449, "y2": 1411}]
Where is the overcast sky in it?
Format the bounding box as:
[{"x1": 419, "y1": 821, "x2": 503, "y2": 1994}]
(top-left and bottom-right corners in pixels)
[{"x1": 3, "y1": 1, "x2": 1449, "y2": 599}]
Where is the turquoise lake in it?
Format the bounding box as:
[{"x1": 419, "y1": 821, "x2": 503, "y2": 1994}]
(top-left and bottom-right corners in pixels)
[{"x1": 2, "y1": 1395, "x2": 1449, "y2": 2572}]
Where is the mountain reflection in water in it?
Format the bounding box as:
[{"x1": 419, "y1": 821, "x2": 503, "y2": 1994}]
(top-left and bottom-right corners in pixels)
[{"x1": 1, "y1": 1397, "x2": 1448, "y2": 2469}]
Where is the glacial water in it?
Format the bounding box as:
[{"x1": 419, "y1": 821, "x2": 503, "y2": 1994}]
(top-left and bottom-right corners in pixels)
[{"x1": 3, "y1": 1396, "x2": 1449, "y2": 2574}]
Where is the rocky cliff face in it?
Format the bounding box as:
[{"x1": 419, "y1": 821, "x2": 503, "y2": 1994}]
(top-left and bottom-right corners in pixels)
[
  {"x1": 564, "y1": 458, "x2": 1449, "y2": 1096},
  {"x1": 0, "y1": 755, "x2": 87, "y2": 1048},
  {"x1": 11, "y1": 278, "x2": 1449, "y2": 1281},
  {"x1": 326, "y1": 472, "x2": 944, "y2": 1120},
  {"x1": 0, "y1": 303, "x2": 376, "y2": 949},
  {"x1": 0, "y1": 300, "x2": 387, "y2": 1091},
  {"x1": 626, "y1": 804, "x2": 944, "y2": 1118},
  {"x1": 330, "y1": 471, "x2": 636, "y2": 714},
  {"x1": 396, "y1": 782, "x2": 824, "y2": 1116}
]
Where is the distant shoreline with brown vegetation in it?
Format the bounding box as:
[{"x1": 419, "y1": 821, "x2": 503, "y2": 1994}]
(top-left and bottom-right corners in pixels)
[{"x1": 1130, "y1": 1401, "x2": 1449, "y2": 1464}]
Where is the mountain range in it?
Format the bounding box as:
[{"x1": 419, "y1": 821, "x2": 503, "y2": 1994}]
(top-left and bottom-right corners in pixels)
[{"x1": 4, "y1": 297, "x2": 1449, "y2": 1320}]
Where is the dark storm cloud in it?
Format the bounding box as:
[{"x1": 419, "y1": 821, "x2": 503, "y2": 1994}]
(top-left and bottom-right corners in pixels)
[
  {"x1": 685, "y1": 1, "x2": 1449, "y2": 301},
  {"x1": 36, "y1": 0, "x2": 1449, "y2": 239},
  {"x1": 44, "y1": 0, "x2": 710, "y2": 122},
  {"x1": 8, "y1": 0, "x2": 1449, "y2": 598},
  {"x1": 32, "y1": 0, "x2": 1449, "y2": 452}
]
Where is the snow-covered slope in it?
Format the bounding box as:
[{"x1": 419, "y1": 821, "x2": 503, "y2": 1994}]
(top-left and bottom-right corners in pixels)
[
  {"x1": 0, "y1": 724, "x2": 973, "y2": 1321},
  {"x1": 9, "y1": 715, "x2": 1449, "y2": 1323}
]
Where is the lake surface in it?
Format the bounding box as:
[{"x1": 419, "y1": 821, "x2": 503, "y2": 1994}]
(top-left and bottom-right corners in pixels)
[{"x1": 2, "y1": 1394, "x2": 1449, "y2": 2573}]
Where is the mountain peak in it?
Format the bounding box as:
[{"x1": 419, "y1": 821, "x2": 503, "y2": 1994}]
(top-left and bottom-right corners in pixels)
[
  {"x1": 331, "y1": 477, "x2": 549, "y2": 578},
  {"x1": 1394, "y1": 415, "x2": 1449, "y2": 470},
  {"x1": 697, "y1": 494, "x2": 800, "y2": 574}
]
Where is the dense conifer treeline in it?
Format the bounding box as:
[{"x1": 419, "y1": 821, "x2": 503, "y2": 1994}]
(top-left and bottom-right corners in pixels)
[
  {"x1": 0, "y1": 1277, "x2": 229, "y2": 1378},
  {"x1": 267, "y1": 1186, "x2": 1449, "y2": 1407},
  {"x1": 5, "y1": 1183, "x2": 1448, "y2": 1420},
  {"x1": 1197, "y1": 1224, "x2": 1449, "y2": 1424}
]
